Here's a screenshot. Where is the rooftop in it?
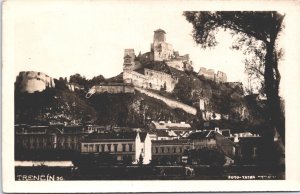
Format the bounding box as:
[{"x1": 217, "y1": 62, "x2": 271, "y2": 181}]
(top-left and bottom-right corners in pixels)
[
  {"x1": 187, "y1": 130, "x2": 215, "y2": 140},
  {"x1": 151, "y1": 121, "x2": 191, "y2": 130},
  {"x1": 83, "y1": 131, "x2": 148, "y2": 142},
  {"x1": 152, "y1": 139, "x2": 192, "y2": 145},
  {"x1": 154, "y1": 29, "x2": 166, "y2": 34}
]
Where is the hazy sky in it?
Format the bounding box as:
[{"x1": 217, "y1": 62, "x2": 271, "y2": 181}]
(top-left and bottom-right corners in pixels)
[{"x1": 11, "y1": 1, "x2": 250, "y2": 83}]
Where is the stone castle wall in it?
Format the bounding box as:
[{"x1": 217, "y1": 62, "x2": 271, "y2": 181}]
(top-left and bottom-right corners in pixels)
[
  {"x1": 144, "y1": 68, "x2": 177, "y2": 92},
  {"x1": 198, "y1": 67, "x2": 215, "y2": 81},
  {"x1": 135, "y1": 87, "x2": 197, "y2": 115},
  {"x1": 17, "y1": 71, "x2": 55, "y2": 93},
  {"x1": 123, "y1": 68, "x2": 178, "y2": 92},
  {"x1": 166, "y1": 60, "x2": 185, "y2": 71},
  {"x1": 85, "y1": 83, "x2": 135, "y2": 98},
  {"x1": 198, "y1": 67, "x2": 227, "y2": 83},
  {"x1": 152, "y1": 42, "x2": 174, "y2": 61},
  {"x1": 216, "y1": 71, "x2": 227, "y2": 83}
]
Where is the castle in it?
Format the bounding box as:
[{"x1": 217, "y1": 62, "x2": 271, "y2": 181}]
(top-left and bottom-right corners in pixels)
[
  {"x1": 16, "y1": 71, "x2": 55, "y2": 93},
  {"x1": 198, "y1": 67, "x2": 227, "y2": 83},
  {"x1": 122, "y1": 29, "x2": 193, "y2": 92}
]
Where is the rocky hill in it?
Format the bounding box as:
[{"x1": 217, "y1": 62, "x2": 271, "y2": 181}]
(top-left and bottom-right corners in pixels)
[{"x1": 15, "y1": 66, "x2": 250, "y2": 130}]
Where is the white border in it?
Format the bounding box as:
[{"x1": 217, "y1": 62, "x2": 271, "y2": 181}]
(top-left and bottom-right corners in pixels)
[{"x1": 2, "y1": 0, "x2": 300, "y2": 192}]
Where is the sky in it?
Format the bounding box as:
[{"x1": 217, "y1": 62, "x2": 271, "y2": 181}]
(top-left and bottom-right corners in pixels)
[
  {"x1": 7, "y1": 0, "x2": 290, "y2": 98},
  {"x1": 11, "y1": 1, "x2": 249, "y2": 84}
]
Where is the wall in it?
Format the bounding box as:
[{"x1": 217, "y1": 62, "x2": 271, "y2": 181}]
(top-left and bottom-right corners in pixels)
[
  {"x1": 124, "y1": 48, "x2": 135, "y2": 60},
  {"x1": 134, "y1": 133, "x2": 143, "y2": 164},
  {"x1": 152, "y1": 42, "x2": 174, "y2": 61},
  {"x1": 17, "y1": 71, "x2": 55, "y2": 93},
  {"x1": 85, "y1": 84, "x2": 135, "y2": 98},
  {"x1": 202, "y1": 111, "x2": 222, "y2": 120},
  {"x1": 215, "y1": 133, "x2": 235, "y2": 159},
  {"x1": 143, "y1": 134, "x2": 152, "y2": 164},
  {"x1": 81, "y1": 141, "x2": 136, "y2": 162},
  {"x1": 144, "y1": 68, "x2": 178, "y2": 92},
  {"x1": 123, "y1": 68, "x2": 178, "y2": 92},
  {"x1": 151, "y1": 140, "x2": 193, "y2": 162},
  {"x1": 193, "y1": 138, "x2": 217, "y2": 149},
  {"x1": 216, "y1": 71, "x2": 227, "y2": 83},
  {"x1": 129, "y1": 71, "x2": 148, "y2": 88},
  {"x1": 135, "y1": 87, "x2": 197, "y2": 115},
  {"x1": 166, "y1": 60, "x2": 185, "y2": 71},
  {"x1": 198, "y1": 68, "x2": 215, "y2": 81}
]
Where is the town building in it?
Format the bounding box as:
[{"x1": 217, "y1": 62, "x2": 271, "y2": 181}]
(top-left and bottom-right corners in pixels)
[
  {"x1": 15, "y1": 124, "x2": 97, "y2": 152},
  {"x1": 151, "y1": 139, "x2": 194, "y2": 164},
  {"x1": 80, "y1": 131, "x2": 151, "y2": 164},
  {"x1": 187, "y1": 129, "x2": 236, "y2": 160},
  {"x1": 234, "y1": 135, "x2": 262, "y2": 164},
  {"x1": 149, "y1": 121, "x2": 192, "y2": 132},
  {"x1": 149, "y1": 130, "x2": 179, "y2": 141}
]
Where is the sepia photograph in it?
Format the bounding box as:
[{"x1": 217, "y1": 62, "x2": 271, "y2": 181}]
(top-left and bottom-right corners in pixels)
[{"x1": 2, "y1": 0, "x2": 300, "y2": 192}]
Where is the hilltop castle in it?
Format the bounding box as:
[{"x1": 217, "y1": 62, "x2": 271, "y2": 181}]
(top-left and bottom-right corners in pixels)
[{"x1": 122, "y1": 29, "x2": 193, "y2": 92}]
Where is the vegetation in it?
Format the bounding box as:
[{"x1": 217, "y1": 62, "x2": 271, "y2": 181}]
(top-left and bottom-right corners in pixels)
[{"x1": 183, "y1": 11, "x2": 285, "y2": 145}]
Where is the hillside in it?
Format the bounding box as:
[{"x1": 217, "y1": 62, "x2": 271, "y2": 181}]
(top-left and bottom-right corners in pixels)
[
  {"x1": 15, "y1": 65, "x2": 250, "y2": 130},
  {"x1": 15, "y1": 85, "x2": 198, "y2": 127}
]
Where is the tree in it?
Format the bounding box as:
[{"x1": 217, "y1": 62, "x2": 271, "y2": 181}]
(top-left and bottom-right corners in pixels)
[
  {"x1": 69, "y1": 73, "x2": 87, "y2": 86},
  {"x1": 183, "y1": 11, "x2": 285, "y2": 145},
  {"x1": 173, "y1": 79, "x2": 193, "y2": 105}
]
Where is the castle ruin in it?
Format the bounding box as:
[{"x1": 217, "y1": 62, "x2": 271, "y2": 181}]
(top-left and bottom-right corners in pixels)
[
  {"x1": 198, "y1": 67, "x2": 227, "y2": 83},
  {"x1": 123, "y1": 29, "x2": 194, "y2": 92},
  {"x1": 16, "y1": 71, "x2": 55, "y2": 93}
]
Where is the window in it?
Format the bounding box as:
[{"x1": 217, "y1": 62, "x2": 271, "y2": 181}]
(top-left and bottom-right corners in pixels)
[
  {"x1": 128, "y1": 144, "x2": 133, "y2": 152},
  {"x1": 141, "y1": 148, "x2": 144, "y2": 153},
  {"x1": 107, "y1": 144, "x2": 111, "y2": 152},
  {"x1": 167, "y1": 147, "x2": 170, "y2": 153},
  {"x1": 84, "y1": 145, "x2": 88, "y2": 152},
  {"x1": 155, "y1": 147, "x2": 158, "y2": 153},
  {"x1": 89, "y1": 144, "x2": 93, "y2": 152},
  {"x1": 253, "y1": 147, "x2": 257, "y2": 158},
  {"x1": 122, "y1": 144, "x2": 126, "y2": 152},
  {"x1": 96, "y1": 145, "x2": 100, "y2": 152},
  {"x1": 179, "y1": 147, "x2": 182, "y2": 153},
  {"x1": 114, "y1": 144, "x2": 118, "y2": 152},
  {"x1": 101, "y1": 144, "x2": 105, "y2": 152},
  {"x1": 173, "y1": 147, "x2": 176, "y2": 153},
  {"x1": 161, "y1": 148, "x2": 164, "y2": 153}
]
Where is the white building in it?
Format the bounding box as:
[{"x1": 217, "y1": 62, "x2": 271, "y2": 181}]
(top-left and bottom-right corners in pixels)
[{"x1": 81, "y1": 131, "x2": 151, "y2": 164}]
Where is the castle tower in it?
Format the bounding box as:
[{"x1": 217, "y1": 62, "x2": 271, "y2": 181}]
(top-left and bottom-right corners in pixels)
[
  {"x1": 153, "y1": 29, "x2": 166, "y2": 43},
  {"x1": 151, "y1": 29, "x2": 173, "y2": 61},
  {"x1": 123, "y1": 54, "x2": 133, "y2": 70},
  {"x1": 123, "y1": 49, "x2": 135, "y2": 84}
]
